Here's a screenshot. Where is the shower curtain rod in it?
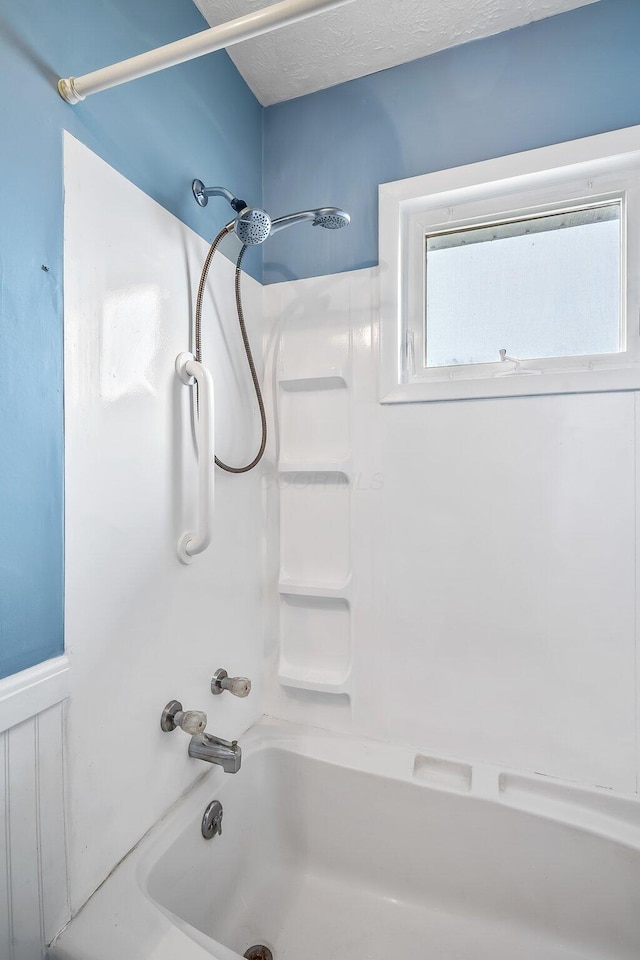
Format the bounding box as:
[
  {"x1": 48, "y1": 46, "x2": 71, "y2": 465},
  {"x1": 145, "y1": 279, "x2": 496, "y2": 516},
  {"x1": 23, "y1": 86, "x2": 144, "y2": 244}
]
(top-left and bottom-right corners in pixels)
[{"x1": 58, "y1": 0, "x2": 353, "y2": 104}]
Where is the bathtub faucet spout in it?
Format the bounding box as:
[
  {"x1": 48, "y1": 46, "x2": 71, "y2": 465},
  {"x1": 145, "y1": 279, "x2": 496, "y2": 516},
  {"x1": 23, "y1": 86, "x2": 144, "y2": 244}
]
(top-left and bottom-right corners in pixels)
[
  {"x1": 160, "y1": 700, "x2": 242, "y2": 773},
  {"x1": 188, "y1": 731, "x2": 242, "y2": 773}
]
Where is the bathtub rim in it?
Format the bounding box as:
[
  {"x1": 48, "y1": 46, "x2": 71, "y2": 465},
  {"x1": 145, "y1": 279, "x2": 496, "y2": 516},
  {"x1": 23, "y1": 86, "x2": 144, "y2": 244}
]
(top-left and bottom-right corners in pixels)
[
  {"x1": 52, "y1": 717, "x2": 640, "y2": 960},
  {"x1": 143, "y1": 717, "x2": 640, "y2": 866}
]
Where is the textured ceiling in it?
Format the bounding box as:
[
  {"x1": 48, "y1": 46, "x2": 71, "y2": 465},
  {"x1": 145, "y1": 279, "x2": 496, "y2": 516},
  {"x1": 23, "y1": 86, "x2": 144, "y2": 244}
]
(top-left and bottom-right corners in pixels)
[{"x1": 193, "y1": 0, "x2": 600, "y2": 105}]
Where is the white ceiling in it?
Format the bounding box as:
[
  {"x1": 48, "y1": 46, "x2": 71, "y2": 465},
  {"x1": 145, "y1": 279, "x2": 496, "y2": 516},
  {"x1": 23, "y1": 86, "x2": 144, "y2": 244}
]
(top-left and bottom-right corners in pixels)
[{"x1": 194, "y1": 0, "x2": 600, "y2": 106}]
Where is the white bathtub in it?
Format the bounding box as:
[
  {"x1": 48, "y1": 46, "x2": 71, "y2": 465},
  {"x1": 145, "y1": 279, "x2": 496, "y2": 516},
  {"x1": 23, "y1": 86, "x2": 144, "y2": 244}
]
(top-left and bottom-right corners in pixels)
[{"x1": 53, "y1": 720, "x2": 640, "y2": 960}]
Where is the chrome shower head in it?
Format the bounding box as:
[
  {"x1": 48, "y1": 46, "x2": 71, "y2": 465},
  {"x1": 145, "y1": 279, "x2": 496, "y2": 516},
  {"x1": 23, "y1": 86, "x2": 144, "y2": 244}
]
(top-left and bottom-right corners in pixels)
[
  {"x1": 231, "y1": 207, "x2": 272, "y2": 246},
  {"x1": 269, "y1": 207, "x2": 350, "y2": 235},
  {"x1": 311, "y1": 208, "x2": 351, "y2": 229},
  {"x1": 192, "y1": 180, "x2": 272, "y2": 246}
]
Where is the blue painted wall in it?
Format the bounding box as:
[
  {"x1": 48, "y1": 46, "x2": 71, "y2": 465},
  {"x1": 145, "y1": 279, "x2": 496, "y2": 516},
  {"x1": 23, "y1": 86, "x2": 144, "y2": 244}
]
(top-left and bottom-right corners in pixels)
[
  {"x1": 0, "y1": 0, "x2": 262, "y2": 678},
  {"x1": 263, "y1": 0, "x2": 640, "y2": 284},
  {"x1": 4, "y1": 0, "x2": 640, "y2": 678}
]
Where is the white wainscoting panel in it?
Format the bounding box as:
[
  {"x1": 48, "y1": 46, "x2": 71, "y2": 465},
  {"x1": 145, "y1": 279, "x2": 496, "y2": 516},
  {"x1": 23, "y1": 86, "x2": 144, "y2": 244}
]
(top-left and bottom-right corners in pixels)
[{"x1": 0, "y1": 701, "x2": 69, "y2": 959}]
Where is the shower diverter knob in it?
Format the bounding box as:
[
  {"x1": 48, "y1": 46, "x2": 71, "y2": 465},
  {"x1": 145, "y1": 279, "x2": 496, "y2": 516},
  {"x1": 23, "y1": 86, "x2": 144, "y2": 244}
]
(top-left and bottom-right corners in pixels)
[{"x1": 211, "y1": 669, "x2": 252, "y2": 698}]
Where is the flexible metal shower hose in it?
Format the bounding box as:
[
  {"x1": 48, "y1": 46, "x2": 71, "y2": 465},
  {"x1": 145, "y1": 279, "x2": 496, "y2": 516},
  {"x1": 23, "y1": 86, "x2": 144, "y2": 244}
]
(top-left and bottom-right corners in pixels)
[{"x1": 194, "y1": 226, "x2": 267, "y2": 473}]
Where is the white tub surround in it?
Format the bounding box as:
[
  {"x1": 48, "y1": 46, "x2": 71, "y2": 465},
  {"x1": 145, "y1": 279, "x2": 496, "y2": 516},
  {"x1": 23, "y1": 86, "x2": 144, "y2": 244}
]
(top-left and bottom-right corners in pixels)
[
  {"x1": 63, "y1": 134, "x2": 265, "y2": 912},
  {"x1": 52, "y1": 721, "x2": 640, "y2": 960},
  {"x1": 263, "y1": 267, "x2": 640, "y2": 796},
  {"x1": 57, "y1": 127, "x2": 640, "y2": 957}
]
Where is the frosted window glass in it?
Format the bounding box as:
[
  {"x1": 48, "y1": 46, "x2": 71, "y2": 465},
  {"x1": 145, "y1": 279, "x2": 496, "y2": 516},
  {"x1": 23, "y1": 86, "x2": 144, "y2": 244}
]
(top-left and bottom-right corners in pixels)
[{"x1": 425, "y1": 203, "x2": 621, "y2": 368}]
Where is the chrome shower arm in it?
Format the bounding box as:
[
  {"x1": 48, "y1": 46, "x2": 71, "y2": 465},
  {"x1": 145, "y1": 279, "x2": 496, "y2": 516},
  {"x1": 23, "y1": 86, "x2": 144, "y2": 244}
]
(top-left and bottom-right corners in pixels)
[{"x1": 193, "y1": 181, "x2": 246, "y2": 211}]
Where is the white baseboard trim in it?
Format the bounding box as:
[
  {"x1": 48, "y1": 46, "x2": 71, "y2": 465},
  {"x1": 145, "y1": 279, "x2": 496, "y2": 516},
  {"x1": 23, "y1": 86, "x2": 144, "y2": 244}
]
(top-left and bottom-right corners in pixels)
[{"x1": 0, "y1": 655, "x2": 70, "y2": 733}]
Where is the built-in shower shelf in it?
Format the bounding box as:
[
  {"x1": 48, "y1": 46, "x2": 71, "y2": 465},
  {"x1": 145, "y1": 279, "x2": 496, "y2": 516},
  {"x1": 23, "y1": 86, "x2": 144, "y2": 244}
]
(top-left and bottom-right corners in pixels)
[
  {"x1": 278, "y1": 578, "x2": 351, "y2": 600},
  {"x1": 278, "y1": 670, "x2": 351, "y2": 695},
  {"x1": 276, "y1": 295, "x2": 353, "y2": 711},
  {"x1": 278, "y1": 372, "x2": 347, "y2": 391},
  {"x1": 278, "y1": 460, "x2": 351, "y2": 478}
]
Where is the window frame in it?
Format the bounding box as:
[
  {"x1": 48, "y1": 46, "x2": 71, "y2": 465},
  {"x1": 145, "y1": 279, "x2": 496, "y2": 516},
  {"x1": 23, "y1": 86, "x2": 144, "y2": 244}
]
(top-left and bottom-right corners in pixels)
[{"x1": 378, "y1": 126, "x2": 640, "y2": 404}]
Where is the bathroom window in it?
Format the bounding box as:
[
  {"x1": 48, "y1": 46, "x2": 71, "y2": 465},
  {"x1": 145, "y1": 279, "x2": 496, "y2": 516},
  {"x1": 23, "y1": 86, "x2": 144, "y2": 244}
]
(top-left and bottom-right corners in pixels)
[
  {"x1": 379, "y1": 126, "x2": 640, "y2": 403},
  {"x1": 424, "y1": 202, "x2": 621, "y2": 368}
]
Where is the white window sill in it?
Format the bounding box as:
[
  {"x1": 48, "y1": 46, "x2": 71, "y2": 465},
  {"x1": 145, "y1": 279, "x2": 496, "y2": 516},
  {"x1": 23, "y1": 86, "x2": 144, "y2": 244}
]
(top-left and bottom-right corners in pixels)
[{"x1": 381, "y1": 364, "x2": 640, "y2": 404}]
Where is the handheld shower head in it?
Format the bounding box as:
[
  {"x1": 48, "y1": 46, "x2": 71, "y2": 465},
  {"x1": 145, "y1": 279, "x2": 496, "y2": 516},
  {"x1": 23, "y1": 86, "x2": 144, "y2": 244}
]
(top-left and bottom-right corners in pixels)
[
  {"x1": 311, "y1": 208, "x2": 351, "y2": 229},
  {"x1": 269, "y1": 207, "x2": 350, "y2": 235},
  {"x1": 192, "y1": 180, "x2": 271, "y2": 245}
]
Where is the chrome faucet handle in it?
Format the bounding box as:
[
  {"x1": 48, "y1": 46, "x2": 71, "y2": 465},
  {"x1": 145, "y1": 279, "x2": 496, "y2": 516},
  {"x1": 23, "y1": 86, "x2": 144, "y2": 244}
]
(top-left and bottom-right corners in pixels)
[
  {"x1": 211, "y1": 668, "x2": 251, "y2": 698},
  {"x1": 161, "y1": 700, "x2": 207, "y2": 735}
]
